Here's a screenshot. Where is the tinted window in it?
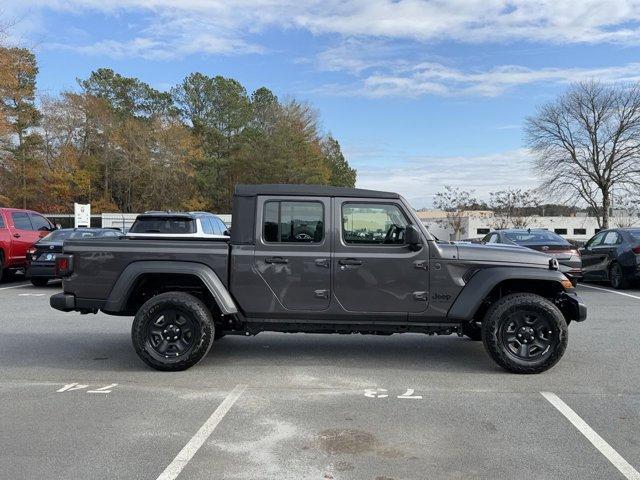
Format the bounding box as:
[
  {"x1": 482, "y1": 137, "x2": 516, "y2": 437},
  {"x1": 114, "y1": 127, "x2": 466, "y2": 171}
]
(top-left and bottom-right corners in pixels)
[
  {"x1": 587, "y1": 232, "x2": 605, "y2": 248},
  {"x1": 603, "y1": 231, "x2": 621, "y2": 245},
  {"x1": 12, "y1": 212, "x2": 32, "y2": 230},
  {"x1": 573, "y1": 228, "x2": 587, "y2": 235},
  {"x1": 342, "y1": 203, "x2": 407, "y2": 245},
  {"x1": 0, "y1": 215, "x2": 4, "y2": 228},
  {"x1": 477, "y1": 228, "x2": 490, "y2": 235},
  {"x1": 42, "y1": 230, "x2": 103, "y2": 241},
  {"x1": 201, "y1": 218, "x2": 214, "y2": 235},
  {"x1": 554, "y1": 228, "x2": 567, "y2": 235},
  {"x1": 263, "y1": 201, "x2": 324, "y2": 243},
  {"x1": 30, "y1": 213, "x2": 52, "y2": 231},
  {"x1": 129, "y1": 217, "x2": 196, "y2": 234},
  {"x1": 503, "y1": 230, "x2": 569, "y2": 245}
]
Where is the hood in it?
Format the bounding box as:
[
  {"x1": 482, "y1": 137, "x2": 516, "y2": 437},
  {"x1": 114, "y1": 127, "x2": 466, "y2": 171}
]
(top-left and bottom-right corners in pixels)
[{"x1": 454, "y1": 242, "x2": 551, "y2": 267}]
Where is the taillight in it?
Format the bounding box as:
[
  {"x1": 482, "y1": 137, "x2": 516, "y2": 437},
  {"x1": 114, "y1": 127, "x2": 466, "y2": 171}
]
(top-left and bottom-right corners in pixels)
[
  {"x1": 55, "y1": 254, "x2": 73, "y2": 277},
  {"x1": 633, "y1": 245, "x2": 640, "y2": 254}
]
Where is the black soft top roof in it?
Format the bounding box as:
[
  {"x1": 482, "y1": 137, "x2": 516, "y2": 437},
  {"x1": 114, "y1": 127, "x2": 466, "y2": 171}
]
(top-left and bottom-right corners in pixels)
[{"x1": 234, "y1": 184, "x2": 399, "y2": 199}]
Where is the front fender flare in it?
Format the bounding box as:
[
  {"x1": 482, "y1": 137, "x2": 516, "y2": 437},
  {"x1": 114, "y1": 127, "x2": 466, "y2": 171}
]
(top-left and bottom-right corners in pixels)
[
  {"x1": 103, "y1": 261, "x2": 237, "y2": 315},
  {"x1": 447, "y1": 267, "x2": 568, "y2": 321}
]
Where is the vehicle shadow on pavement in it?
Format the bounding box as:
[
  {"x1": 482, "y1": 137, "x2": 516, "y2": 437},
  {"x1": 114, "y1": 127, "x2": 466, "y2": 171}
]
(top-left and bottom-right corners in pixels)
[
  {"x1": 203, "y1": 334, "x2": 496, "y2": 374},
  {"x1": 1, "y1": 332, "x2": 497, "y2": 375}
]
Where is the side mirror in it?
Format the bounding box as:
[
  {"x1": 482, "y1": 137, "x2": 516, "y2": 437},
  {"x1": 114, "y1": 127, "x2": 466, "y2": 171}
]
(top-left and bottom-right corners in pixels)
[{"x1": 405, "y1": 224, "x2": 422, "y2": 250}]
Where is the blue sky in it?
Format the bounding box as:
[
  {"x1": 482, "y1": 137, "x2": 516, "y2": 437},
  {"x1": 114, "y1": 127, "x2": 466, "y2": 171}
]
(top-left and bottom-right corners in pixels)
[{"x1": 5, "y1": 0, "x2": 640, "y2": 207}]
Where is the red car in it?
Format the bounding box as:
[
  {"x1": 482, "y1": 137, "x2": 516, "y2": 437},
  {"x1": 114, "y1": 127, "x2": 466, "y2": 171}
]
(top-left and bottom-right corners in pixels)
[{"x1": 0, "y1": 208, "x2": 55, "y2": 280}]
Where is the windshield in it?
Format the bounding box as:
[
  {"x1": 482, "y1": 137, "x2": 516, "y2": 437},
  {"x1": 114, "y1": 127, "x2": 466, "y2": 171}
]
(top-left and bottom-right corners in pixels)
[
  {"x1": 629, "y1": 229, "x2": 640, "y2": 242},
  {"x1": 42, "y1": 230, "x2": 102, "y2": 241},
  {"x1": 129, "y1": 216, "x2": 196, "y2": 234},
  {"x1": 503, "y1": 231, "x2": 569, "y2": 245}
]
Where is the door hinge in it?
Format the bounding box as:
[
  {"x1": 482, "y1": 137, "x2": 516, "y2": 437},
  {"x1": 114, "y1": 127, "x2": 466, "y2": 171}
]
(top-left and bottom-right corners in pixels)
[
  {"x1": 412, "y1": 291, "x2": 428, "y2": 301},
  {"x1": 414, "y1": 260, "x2": 428, "y2": 270},
  {"x1": 314, "y1": 289, "x2": 330, "y2": 299}
]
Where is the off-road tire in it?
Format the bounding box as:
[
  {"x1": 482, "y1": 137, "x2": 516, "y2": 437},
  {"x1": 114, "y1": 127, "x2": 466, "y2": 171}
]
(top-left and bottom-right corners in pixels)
[
  {"x1": 609, "y1": 262, "x2": 629, "y2": 290},
  {"x1": 131, "y1": 292, "x2": 214, "y2": 371},
  {"x1": 482, "y1": 293, "x2": 568, "y2": 374},
  {"x1": 462, "y1": 322, "x2": 482, "y2": 341},
  {"x1": 30, "y1": 277, "x2": 49, "y2": 287}
]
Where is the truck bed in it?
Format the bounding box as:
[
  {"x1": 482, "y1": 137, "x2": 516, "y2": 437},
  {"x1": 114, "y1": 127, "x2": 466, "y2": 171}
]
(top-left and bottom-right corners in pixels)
[{"x1": 61, "y1": 237, "x2": 230, "y2": 303}]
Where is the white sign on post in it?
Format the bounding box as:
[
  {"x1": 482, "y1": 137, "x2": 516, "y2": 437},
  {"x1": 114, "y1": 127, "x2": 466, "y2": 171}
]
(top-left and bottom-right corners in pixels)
[{"x1": 74, "y1": 203, "x2": 91, "y2": 228}]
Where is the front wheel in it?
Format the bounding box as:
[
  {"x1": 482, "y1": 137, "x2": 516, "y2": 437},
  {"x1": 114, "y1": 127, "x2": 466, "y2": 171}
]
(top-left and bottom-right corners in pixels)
[
  {"x1": 131, "y1": 292, "x2": 214, "y2": 371},
  {"x1": 482, "y1": 293, "x2": 568, "y2": 374}
]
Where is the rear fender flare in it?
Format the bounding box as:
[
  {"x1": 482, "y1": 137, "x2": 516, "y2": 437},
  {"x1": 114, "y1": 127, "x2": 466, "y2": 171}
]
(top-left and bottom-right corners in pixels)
[
  {"x1": 104, "y1": 261, "x2": 237, "y2": 315},
  {"x1": 447, "y1": 267, "x2": 568, "y2": 321}
]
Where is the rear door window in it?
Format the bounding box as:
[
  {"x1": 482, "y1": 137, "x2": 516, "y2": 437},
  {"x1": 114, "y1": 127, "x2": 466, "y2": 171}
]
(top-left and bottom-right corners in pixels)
[
  {"x1": 12, "y1": 212, "x2": 33, "y2": 230},
  {"x1": 0, "y1": 215, "x2": 5, "y2": 228},
  {"x1": 263, "y1": 201, "x2": 324, "y2": 243},
  {"x1": 603, "y1": 231, "x2": 621, "y2": 245}
]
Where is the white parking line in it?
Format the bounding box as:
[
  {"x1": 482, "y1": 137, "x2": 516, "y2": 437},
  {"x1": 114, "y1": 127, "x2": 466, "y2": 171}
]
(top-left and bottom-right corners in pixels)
[
  {"x1": 579, "y1": 284, "x2": 640, "y2": 300},
  {"x1": 0, "y1": 283, "x2": 30, "y2": 291},
  {"x1": 541, "y1": 392, "x2": 640, "y2": 480},
  {"x1": 156, "y1": 384, "x2": 247, "y2": 480}
]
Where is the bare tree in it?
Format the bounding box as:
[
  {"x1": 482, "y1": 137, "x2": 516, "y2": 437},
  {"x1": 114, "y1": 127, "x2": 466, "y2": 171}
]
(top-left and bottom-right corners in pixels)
[
  {"x1": 525, "y1": 80, "x2": 640, "y2": 228},
  {"x1": 433, "y1": 185, "x2": 477, "y2": 240},
  {"x1": 489, "y1": 188, "x2": 539, "y2": 229}
]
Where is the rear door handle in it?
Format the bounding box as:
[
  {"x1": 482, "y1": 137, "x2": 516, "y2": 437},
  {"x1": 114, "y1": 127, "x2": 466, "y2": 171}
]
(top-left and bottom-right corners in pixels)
[
  {"x1": 265, "y1": 257, "x2": 288, "y2": 264},
  {"x1": 338, "y1": 258, "x2": 363, "y2": 266},
  {"x1": 315, "y1": 258, "x2": 330, "y2": 268}
]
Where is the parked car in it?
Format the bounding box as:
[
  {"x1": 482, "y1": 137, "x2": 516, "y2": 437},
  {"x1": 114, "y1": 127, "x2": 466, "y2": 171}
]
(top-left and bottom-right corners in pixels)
[
  {"x1": 580, "y1": 228, "x2": 640, "y2": 289},
  {"x1": 27, "y1": 228, "x2": 125, "y2": 286},
  {"x1": 0, "y1": 208, "x2": 55, "y2": 280},
  {"x1": 127, "y1": 211, "x2": 229, "y2": 238},
  {"x1": 481, "y1": 229, "x2": 583, "y2": 285},
  {"x1": 52, "y1": 184, "x2": 586, "y2": 374}
]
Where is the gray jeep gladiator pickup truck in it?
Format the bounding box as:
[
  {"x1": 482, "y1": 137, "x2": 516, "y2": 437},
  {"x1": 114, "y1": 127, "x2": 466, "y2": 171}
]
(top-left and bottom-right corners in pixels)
[{"x1": 51, "y1": 184, "x2": 586, "y2": 373}]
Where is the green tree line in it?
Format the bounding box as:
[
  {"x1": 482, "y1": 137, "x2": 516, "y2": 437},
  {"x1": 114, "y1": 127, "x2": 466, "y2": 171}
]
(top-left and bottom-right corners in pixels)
[{"x1": 0, "y1": 47, "x2": 356, "y2": 213}]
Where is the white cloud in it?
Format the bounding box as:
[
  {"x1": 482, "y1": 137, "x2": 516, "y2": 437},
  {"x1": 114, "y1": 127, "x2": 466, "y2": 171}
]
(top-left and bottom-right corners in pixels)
[
  {"x1": 7, "y1": 0, "x2": 640, "y2": 60},
  {"x1": 318, "y1": 61, "x2": 640, "y2": 98},
  {"x1": 352, "y1": 148, "x2": 537, "y2": 207}
]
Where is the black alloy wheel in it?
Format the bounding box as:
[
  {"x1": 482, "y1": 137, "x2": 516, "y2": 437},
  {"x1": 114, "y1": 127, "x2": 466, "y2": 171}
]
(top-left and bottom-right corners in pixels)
[
  {"x1": 147, "y1": 308, "x2": 198, "y2": 358},
  {"x1": 132, "y1": 292, "x2": 214, "y2": 371},
  {"x1": 482, "y1": 293, "x2": 568, "y2": 374}
]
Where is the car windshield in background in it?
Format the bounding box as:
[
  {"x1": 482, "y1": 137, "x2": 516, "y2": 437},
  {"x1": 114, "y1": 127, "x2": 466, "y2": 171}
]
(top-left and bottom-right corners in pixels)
[
  {"x1": 503, "y1": 231, "x2": 569, "y2": 245},
  {"x1": 43, "y1": 230, "x2": 102, "y2": 241},
  {"x1": 629, "y1": 229, "x2": 640, "y2": 242},
  {"x1": 129, "y1": 217, "x2": 196, "y2": 234}
]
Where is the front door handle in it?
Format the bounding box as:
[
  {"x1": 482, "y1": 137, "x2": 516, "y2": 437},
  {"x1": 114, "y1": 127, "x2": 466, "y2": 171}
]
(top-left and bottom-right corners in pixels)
[
  {"x1": 265, "y1": 257, "x2": 288, "y2": 264},
  {"x1": 13, "y1": 233, "x2": 20, "y2": 238},
  {"x1": 338, "y1": 258, "x2": 363, "y2": 266}
]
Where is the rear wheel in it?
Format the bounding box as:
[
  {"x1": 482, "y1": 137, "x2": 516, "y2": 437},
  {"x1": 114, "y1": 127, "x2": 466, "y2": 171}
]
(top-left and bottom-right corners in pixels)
[
  {"x1": 30, "y1": 277, "x2": 49, "y2": 287},
  {"x1": 482, "y1": 293, "x2": 568, "y2": 374},
  {"x1": 609, "y1": 262, "x2": 629, "y2": 290},
  {"x1": 131, "y1": 292, "x2": 214, "y2": 371}
]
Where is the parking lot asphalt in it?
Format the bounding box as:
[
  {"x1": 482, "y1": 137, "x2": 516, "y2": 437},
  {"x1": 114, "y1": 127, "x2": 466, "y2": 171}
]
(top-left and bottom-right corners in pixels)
[{"x1": 1, "y1": 277, "x2": 639, "y2": 480}]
